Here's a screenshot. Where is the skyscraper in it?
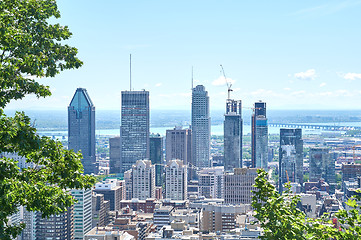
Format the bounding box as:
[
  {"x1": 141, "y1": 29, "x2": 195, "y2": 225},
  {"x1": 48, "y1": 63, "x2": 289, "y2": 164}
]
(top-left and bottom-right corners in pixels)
[
  {"x1": 70, "y1": 189, "x2": 92, "y2": 240},
  {"x1": 109, "y1": 136, "x2": 121, "y2": 174},
  {"x1": 68, "y1": 88, "x2": 96, "y2": 174},
  {"x1": 279, "y1": 128, "x2": 303, "y2": 192},
  {"x1": 120, "y1": 90, "x2": 150, "y2": 173},
  {"x1": 150, "y1": 134, "x2": 164, "y2": 187},
  {"x1": 224, "y1": 99, "x2": 243, "y2": 172},
  {"x1": 309, "y1": 147, "x2": 335, "y2": 184},
  {"x1": 191, "y1": 85, "x2": 211, "y2": 171},
  {"x1": 251, "y1": 101, "x2": 268, "y2": 169},
  {"x1": 164, "y1": 160, "x2": 187, "y2": 200},
  {"x1": 131, "y1": 160, "x2": 156, "y2": 200},
  {"x1": 165, "y1": 127, "x2": 192, "y2": 164}
]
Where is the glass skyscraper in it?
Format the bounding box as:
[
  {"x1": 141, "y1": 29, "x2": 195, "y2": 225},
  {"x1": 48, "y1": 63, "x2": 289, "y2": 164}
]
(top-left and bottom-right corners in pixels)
[
  {"x1": 224, "y1": 99, "x2": 243, "y2": 172},
  {"x1": 251, "y1": 101, "x2": 268, "y2": 169},
  {"x1": 120, "y1": 90, "x2": 150, "y2": 173},
  {"x1": 191, "y1": 85, "x2": 211, "y2": 171},
  {"x1": 68, "y1": 88, "x2": 96, "y2": 174}
]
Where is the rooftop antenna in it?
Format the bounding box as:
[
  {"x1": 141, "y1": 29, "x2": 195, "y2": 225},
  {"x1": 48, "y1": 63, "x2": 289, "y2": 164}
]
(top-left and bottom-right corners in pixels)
[
  {"x1": 220, "y1": 64, "x2": 232, "y2": 99},
  {"x1": 129, "y1": 54, "x2": 132, "y2": 91}
]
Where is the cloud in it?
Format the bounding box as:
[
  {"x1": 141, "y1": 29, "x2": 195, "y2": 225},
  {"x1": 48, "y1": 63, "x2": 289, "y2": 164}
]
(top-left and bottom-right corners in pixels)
[
  {"x1": 319, "y1": 82, "x2": 326, "y2": 87},
  {"x1": 343, "y1": 73, "x2": 361, "y2": 81},
  {"x1": 212, "y1": 76, "x2": 236, "y2": 86},
  {"x1": 294, "y1": 69, "x2": 316, "y2": 81},
  {"x1": 283, "y1": 87, "x2": 291, "y2": 91},
  {"x1": 155, "y1": 83, "x2": 162, "y2": 87}
]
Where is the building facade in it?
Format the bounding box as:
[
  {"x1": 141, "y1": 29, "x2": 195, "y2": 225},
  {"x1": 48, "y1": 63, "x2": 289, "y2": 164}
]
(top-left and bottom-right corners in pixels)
[
  {"x1": 68, "y1": 88, "x2": 96, "y2": 174},
  {"x1": 251, "y1": 101, "x2": 268, "y2": 169},
  {"x1": 71, "y1": 189, "x2": 92, "y2": 240},
  {"x1": 224, "y1": 168, "x2": 257, "y2": 204},
  {"x1": 309, "y1": 147, "x2": 335, "y2": 185},
  {"x1": 150, "y1": 134, "x2": 163, "y2": 187},
  {"x1": 165, "y1": 127, "x2": 192, "y2": 164},
  {"x1": 131, "y1": 160, "x2": 156, "y2": 200},
  {"x1": 191, "y1": 85, "x2": 211, "y2": 171},
  {"x1": 198, "y1": 166, "x2": 224, "y2": 199},
  {"x1": 93, "y1": 179, "x2": 125, "y2": 211},
  {"x1": 120, "y1": 90, "x2": 150, "y2": 173},
  {"x1": 224, "y1": 99, "x2": 243, "y2": 172},
  {"x1": 279, "y1": 128, "x2": 303, "y2": 192},
  {"x1": 109, "y1": 136, "x2": 121, "y2": 174},
  {"x1": 165, "y1": 160, "x2": 187, "y2": 200}
]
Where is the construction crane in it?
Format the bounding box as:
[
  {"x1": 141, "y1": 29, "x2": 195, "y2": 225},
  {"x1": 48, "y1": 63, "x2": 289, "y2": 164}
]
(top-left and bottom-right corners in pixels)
[{"x1": 220, "y1": 64, "x2": 232, "y2": 99}]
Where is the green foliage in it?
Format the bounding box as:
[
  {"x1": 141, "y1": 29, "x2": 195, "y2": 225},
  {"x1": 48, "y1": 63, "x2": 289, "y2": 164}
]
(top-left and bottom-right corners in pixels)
[{"x1": 0, "y1": 0, "x2": 94, "y2": 239}]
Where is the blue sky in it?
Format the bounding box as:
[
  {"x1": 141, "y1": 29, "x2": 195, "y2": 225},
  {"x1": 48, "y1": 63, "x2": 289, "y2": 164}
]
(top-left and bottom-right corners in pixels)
[{"x1": 6, "y1": 0, "x2": 361, "y2": 111}]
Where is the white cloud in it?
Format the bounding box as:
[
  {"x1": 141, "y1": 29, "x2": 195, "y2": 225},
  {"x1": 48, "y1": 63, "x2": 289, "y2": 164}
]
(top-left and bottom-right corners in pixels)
[
  {"x1": 294, "y1": 69, "x2": 316, "y2": 81},
  {"x1": 319, "y1": 82, "x2": 326, "y2": 87},
  {"x1": 155, "y1": 83, "x2": 162, "y2": 87},
  {"x1": 343, "y1": 73, "x2": 361, "y2": 81},
  {"x1": 212, "y1": 76, "x2": 236, "y2": 86},
  {"x1": 283, "y1": 87, "x2": 291, "y2": 91}
]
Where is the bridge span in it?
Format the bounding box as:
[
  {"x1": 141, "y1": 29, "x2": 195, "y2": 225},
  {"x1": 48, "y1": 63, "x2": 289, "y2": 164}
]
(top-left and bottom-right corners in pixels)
[{"x1": 269, "y1": 123, "x2": 361, "y2": 131}]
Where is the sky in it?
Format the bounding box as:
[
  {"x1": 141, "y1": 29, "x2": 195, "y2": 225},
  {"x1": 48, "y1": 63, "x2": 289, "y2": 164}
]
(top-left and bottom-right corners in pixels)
[{"x1": 6, "y1": 0, "x2": 361, "y2": 111}]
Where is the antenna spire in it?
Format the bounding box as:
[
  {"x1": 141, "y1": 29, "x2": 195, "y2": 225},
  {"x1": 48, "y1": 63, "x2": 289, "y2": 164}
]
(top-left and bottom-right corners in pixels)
[{"x1": 129, "y1": 54, "x2": 132, "y2": 91}]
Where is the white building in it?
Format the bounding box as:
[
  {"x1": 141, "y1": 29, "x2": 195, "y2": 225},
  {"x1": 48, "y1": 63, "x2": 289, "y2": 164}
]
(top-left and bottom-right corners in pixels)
[
  {"x1": 165, "y1": 160, "x2": 187, "y2": 200},
  {"x1": 71, "y1": 189, "x2": 92, "y2": 240},
  {"x1": 198, "y1": 166, "x2": 224, "y2": 199},
  {"x1": 132, "y1": 160, "x2": 155, "y2": 200}
]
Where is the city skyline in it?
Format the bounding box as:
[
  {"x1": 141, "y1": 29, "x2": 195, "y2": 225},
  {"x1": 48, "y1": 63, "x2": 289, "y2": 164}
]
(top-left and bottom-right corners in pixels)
[{"x1": 4, "y1": 1, "x2": 361, "y2": 111}]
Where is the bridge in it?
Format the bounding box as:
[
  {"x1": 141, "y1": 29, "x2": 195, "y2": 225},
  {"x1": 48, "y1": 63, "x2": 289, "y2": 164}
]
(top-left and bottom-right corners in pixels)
[{"x1": 268, "y1": 123, "x2": 361, "y2": 131}]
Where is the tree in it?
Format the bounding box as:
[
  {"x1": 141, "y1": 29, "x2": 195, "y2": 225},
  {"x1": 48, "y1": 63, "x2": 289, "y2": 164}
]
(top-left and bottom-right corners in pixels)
[
  {"x1": 252, "y1": 169, "x2": 361, "y2": 239},
  {"x1": 0, "y1": 0, "x2": 95, "y2": 238}
]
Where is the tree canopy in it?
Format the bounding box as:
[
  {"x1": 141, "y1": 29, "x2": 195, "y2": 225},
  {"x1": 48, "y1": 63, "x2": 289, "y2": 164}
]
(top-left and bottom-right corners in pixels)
[{"x1": 0, "y1": 0, "x2": 94, "y2": 238}]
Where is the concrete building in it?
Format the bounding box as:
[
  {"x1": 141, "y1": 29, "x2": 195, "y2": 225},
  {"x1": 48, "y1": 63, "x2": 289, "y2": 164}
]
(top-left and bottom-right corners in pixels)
[
  {"x1": 84, "y1": 228, "x2": 135, "y2": 240},
  {"x1": 119, "y1": 198, "x2": 158, "y2": 213},
  {"x1": 165, "y1": 160, "x2": 187, "y2": 200},
  {"x1": 224, "y1": 168, "x2": 257, "y2": 204},
  {"x1": 92, "y1": 193, "x2": 109, "y2": 228},
  {"x1": 124, "y1": 169, "x2": 133, "y2": 200},
  {"x1": 93, "y1": 179, "x2": 125, "y2": 211},
  {"x1": 132, "y1": 160, "x2": 156, "y2": 200},
  {"x1": 68, "y1": 88, "x2": 96, "y2": 174},
  {"x1": 251, "y1": 101, "x2": 268, "y2": 169},
  {"x1": 120, "y1": 90, "x2": 150, "y2": 173},
  {"x1": 191, "y1": 85, "x2": 211, "y2": 171},
  {"x1": 71, "y1": 189, "x2": 92, "y2": 240},
  {"x1": 150, "y1": 134, "x2": 164, "y2": 187},
  {"x1": 224, "y1": 99, "x2": 243, "y2": 172},
  {"x1": 198, "y1": 166, "x2": 224, "y2": 199},
  {"x1": 309, "y1": 147, "x2": 335, "y2": 185},
  {"x1": 342, "y1": 164, "x2": 361, "y2": 182},
  {"x1": 200, "y1": 203, "x2": 251, "y2": 233},
  {"x1": 279, "y1": 128, "x2": 303, "y2": 192},
  {"x1": 154, "y1": 206, "x2": 174, "y2": 229},
  {"x1": 109, "y1": 136, "x2": 121, "y2": 174},
  {"x1": 165, "y1": 127, "x2": 192, "y2": 164},
  {"x1": 35, "y1": 207, "x2": 74, "y2": 240}
]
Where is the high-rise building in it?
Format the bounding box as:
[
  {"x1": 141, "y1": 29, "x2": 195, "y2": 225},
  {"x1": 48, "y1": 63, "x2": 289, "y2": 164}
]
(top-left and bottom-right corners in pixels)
[
  {"x1": 165, "y1": 127, "x2": 192, "y2": 165},
  {"x1": 251, "y1": 101, "x2": 268, "y2": 169},
  {"x1": 93, "y1": 179, "x2": 125, "y2": 211},
  {"x1": 279, "y1": 128, "x2": 303, "y2": 192},
  {"x1": 191, "y1": 85, "x2": 211, "y2": 171},
  {"x1": 224, "y1": 99, "x2": 243, "y2": 171},
  {"x1": 164, "y1": 160, "x2": 187, "y2": 200},
  {"x1": 124, "y1": 169, "x2": 133, "y2": 200},
  {"x1": 198, "y1": 166, "x2": 224, "y2": 199},
  {"x1": 68, "y1": 88, "x2": 96, "y2": 174},
  {"x1": 309, "y1": 147, "x2": 335, "y2": 184},
  {"x1": 150, "y1": 134, "x2": 163, "y2": 187},
  {"x1": 71, "y1": 189, "x2": 92, "y2": 240},
  {"x1": 35, "y1": 207, "x2": 74, "y2": 240},
  {"x1": 120, "y1": 90, "x2": 150, "y2": 173},
  {"x1": 109, "y1": 136, "x2": 121, "y2": 174},
  {"x1": 224, "y1": 168, "x2": 257, "y2": 204},
  {"x1": 131, "y1": 160, "x2": 155, "y2": 200}
]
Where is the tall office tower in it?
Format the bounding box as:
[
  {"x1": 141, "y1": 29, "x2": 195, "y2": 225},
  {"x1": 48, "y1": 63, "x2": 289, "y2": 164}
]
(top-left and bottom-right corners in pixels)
[
  {"x1": 279, "y1": 129, "x2": 303, "y2": 192},
  {"x1": 131, "y1": 160, "x2": 155, "y2": 200},
  {"x1": 224, "y1": 99, "x2": 243, "y2": 172},
  {"x1": 124, "y1": 169, "x2": 133, "y2": 200},
  {"x1": 251, "y1": 101, "x2": 268, "y2": 169},
  {"x1": 224, "y1": 168, "x2": 257, "y2": 204},
  {"x1": 150, "y1": 134, "x2": 163, "y2": 187},
  {"x1": 198, "y1": 166, "x2": 224, "y2": 199},
  {"x1": 309, "y1": 147, "x2": 335, "y2": 184},
  {"x1": 191, "y1": 85, "x2": 211, "y2": 171},
  {"x1": 35, "y1": 207, "x2": 74, "y2": 240},
  {"x1": 166, "y1": 127, "x2": 192, "y2": 164},
  {"x1": 109, "y1": 136, "x2": 121, "y2": 174},
  {"x1": 68, "y1": 88, "x2": 96, "y2": 174},
  {"x1": 120, "y1": 90, "x2": 150, "y2": 173},
  {"x1": 164, "y1": 160, "x2": 188, "y2": 200},
  {"x1": 70, "y1": 189, "x2": 92, "y2": 240}
]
